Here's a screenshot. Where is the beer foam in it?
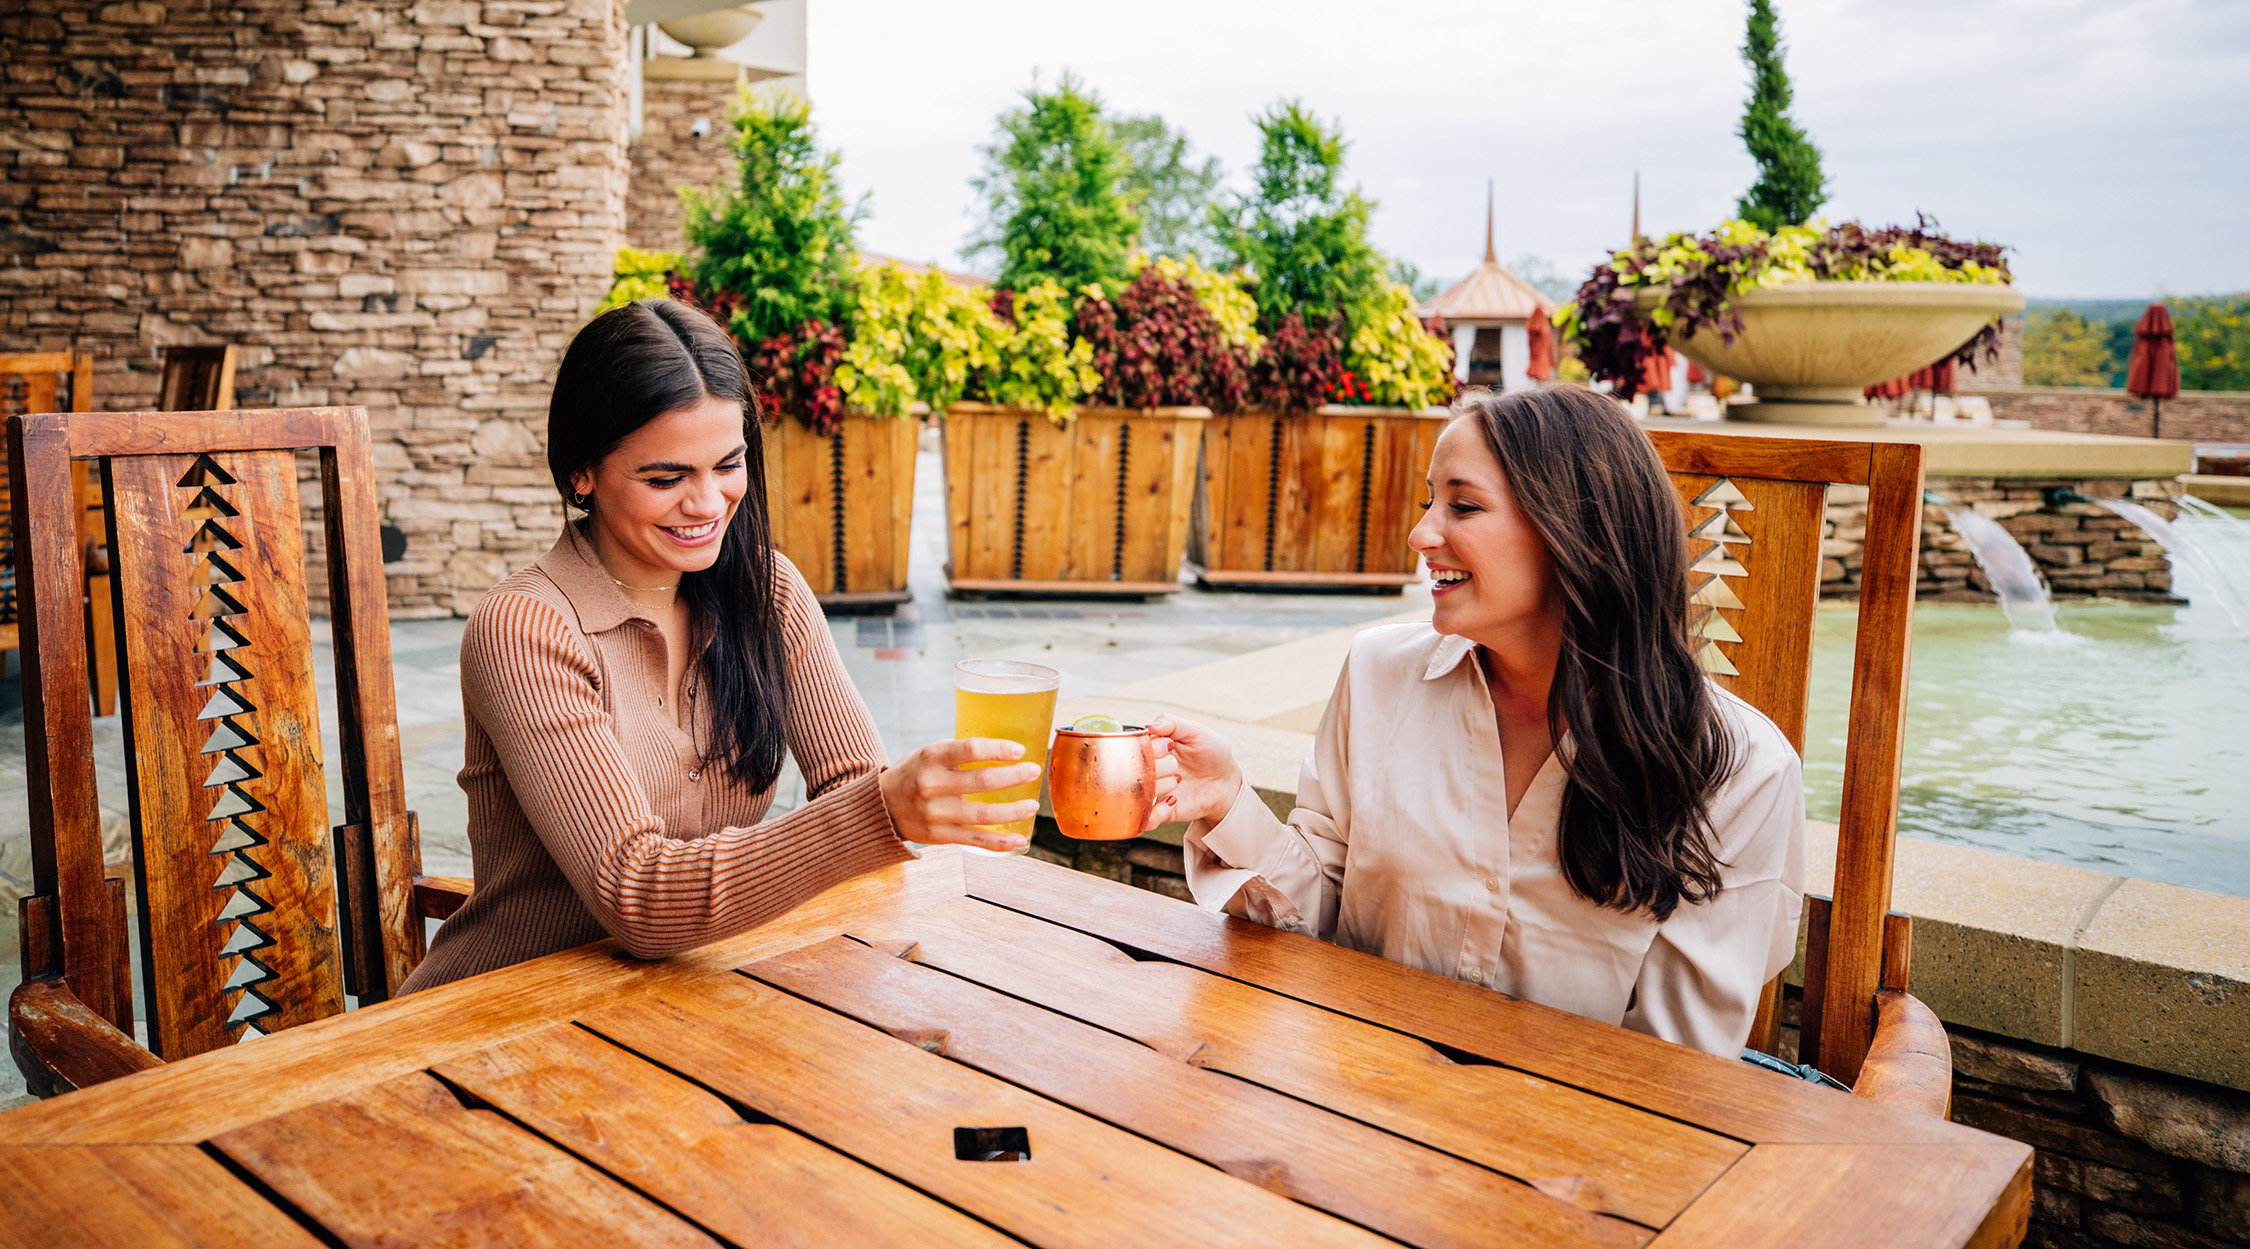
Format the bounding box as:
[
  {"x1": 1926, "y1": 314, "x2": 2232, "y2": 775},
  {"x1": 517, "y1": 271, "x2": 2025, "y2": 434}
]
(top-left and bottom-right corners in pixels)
[
  {"x1": 945, "y1": 666, "x2": 1057, "y2": 693},
  {"x1": 955, "y1": 669, "x2": 1059, "y2": 694}
]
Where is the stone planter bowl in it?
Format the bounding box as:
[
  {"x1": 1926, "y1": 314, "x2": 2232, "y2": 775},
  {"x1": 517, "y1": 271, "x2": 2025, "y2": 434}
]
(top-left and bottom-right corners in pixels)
[
  {"x1": 658, "y1": 4, "x2": 764, "y2": 56},
  {"x1": 1634, "y1": 281, "x2": 2025, "y2": 427}
]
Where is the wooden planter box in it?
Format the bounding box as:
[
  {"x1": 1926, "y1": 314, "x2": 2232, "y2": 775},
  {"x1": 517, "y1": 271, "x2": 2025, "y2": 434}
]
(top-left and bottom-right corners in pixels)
[
  {"x1": 1190, "y1": 405, "x2": 1449, "y2": 588},
  {"x1": 762, "y1": 411, "x2": 919, "y2": 607},
  {"x1": 943, "y1": 403, "x2": 1210, "y2": 594}
]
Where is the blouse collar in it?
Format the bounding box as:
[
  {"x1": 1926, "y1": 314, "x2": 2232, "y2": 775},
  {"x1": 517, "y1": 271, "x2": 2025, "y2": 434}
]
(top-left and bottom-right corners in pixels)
[
  {"x1": 1422, "y1": 631, "x2": 1481, "y2": 682},
  {"x1": 533, "y1": 522, "x2": 662, "y2": 635}
]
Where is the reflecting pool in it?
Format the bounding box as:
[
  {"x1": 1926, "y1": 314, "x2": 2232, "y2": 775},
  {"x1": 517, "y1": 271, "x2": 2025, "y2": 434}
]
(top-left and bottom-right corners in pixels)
[{"x1": 1803, "y1": 601, "x2": 2250, "y2": 897}]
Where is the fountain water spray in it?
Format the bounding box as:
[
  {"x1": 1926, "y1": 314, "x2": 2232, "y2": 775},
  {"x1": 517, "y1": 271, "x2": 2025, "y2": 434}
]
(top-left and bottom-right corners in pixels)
[
  {"x1": 2087, "y1": 496, "x2": 2250, "y2": 631},
  {"x1": 1931, "y1": 492, "x2": 2060, "y2": 633}
]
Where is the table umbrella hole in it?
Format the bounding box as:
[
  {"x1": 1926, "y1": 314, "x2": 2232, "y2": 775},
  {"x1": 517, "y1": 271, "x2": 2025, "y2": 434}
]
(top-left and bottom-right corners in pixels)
[{"x1": 954, "y1": 1126, "x2": 1031, "y2": 1161}]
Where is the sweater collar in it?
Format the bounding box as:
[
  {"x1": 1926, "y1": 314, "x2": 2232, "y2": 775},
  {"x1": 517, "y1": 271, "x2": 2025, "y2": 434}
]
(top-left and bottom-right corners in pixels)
[{"x1": 533, "y1": 522, "x2": 661, "y2": 635}]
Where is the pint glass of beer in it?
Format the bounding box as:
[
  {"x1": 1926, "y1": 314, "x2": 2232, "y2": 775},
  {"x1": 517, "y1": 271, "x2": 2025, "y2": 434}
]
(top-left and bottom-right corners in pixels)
[{"x1": 953, "y1": 659, "x2": 1060, "y2": 849}]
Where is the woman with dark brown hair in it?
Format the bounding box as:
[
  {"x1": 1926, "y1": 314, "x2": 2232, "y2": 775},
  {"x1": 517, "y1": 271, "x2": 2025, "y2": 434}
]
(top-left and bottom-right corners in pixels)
[
  {"x1": 403, "y1": 300, "x2": 1043, "y2": 991},
  {"x1": 1153, "y1": 385, "x2": 1805, "y2": 1055}
]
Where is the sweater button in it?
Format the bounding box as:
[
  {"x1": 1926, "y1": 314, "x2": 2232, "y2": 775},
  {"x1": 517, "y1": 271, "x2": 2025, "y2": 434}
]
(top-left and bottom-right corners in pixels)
[{"x1": 688, "y1": 769, "x2": 700, "y2": 781}]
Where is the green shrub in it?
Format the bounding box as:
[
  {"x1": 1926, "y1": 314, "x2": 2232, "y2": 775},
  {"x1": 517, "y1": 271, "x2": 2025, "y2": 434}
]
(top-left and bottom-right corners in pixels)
[
  {"x1": 969, "y1": 75, "x2": 1137, "y2": 297},
  {"x1": 594, "y1": 247, "x2": 682, "y2": 316},
  {"x1": 682, "y1": 87, "x2": 861, "y2": 345},
  {"x1": 1213, "y1": 101, "x2": 1386, "y2": 328},
  {"x1": 835, "y1": 260, "x2": 1007, "y2": 418}
]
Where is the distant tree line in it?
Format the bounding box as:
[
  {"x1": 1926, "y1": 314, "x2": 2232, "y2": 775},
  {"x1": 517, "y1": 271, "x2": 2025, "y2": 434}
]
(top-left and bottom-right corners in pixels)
[{"x1": 2023, "y1": 296, "x2": 2250, "y2": 391}]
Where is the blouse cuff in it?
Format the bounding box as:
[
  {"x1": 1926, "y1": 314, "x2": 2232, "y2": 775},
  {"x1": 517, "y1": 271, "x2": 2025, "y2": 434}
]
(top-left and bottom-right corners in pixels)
[
  {"x1": 1181, "y1": 780, "x2": 1269, "y2": 913},
  {"x1": 1200, "y1": 779, "x2": 1282, "y2": 870}
]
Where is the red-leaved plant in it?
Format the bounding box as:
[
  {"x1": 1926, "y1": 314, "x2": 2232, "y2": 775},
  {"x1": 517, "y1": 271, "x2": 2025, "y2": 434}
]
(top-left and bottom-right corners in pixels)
[
  {"x1": 666, "y1": 271, "x2": 846, "y2": 434},
  {"x1": 1077, "y1": 268, "x2": 1248, "y2": 411},
  {"x1": 1248, "y1": 311, "x2": 1346, "y2": 413}
]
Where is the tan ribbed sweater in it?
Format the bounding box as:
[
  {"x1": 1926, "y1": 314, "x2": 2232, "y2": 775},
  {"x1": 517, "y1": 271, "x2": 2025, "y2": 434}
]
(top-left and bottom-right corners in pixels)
[{"x1": 400, "y1": 524, "x2": 912, "y2": 993}]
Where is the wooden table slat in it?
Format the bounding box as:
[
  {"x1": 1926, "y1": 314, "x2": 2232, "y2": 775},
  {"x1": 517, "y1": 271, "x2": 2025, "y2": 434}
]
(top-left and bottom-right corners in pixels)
[
  {"x1": 581, "y1": 972, "x2": 1395, "y2": 1249},
  {"x1": 962, "y1": 852, "x2": 1980, "y2": 1148},
  {"x1": 211, "y1": 1071, "x2": 721, "y2": 1248},
  {"x1": 849, "y1": 895, "x2": 1741, "y2": 1228},
  {"x1": 1644, "y1": 1143, "x2": 2033, "y2": 1249},
  {"x1": 0, "y1": 1144, "x2": 327, "y2": 1248},
  {"x1": 0, "y1": 853, "x2": 969, "y2": 1147},
  {"x1": 433, "y1": 1023, "x2": 1019, "y2": 1248},
  {"x1": 751, "y1": 934, "x2": 1652, "y2": 1249}
]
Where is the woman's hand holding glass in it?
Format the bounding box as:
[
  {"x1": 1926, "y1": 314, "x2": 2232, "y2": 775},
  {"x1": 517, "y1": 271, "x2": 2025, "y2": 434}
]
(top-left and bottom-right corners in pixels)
[{"x1": 880, "y1": 739, "x2": 1044, "y2": 854}]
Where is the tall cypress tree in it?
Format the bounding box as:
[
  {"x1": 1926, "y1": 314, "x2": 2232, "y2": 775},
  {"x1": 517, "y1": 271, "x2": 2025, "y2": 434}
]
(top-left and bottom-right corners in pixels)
[
  {"x1": 1212, "y1": 101, "x2": 1386, "y2": 327},
  {"x1": 1735, "y1": 0, "x2": 1828, "y2": 230}
]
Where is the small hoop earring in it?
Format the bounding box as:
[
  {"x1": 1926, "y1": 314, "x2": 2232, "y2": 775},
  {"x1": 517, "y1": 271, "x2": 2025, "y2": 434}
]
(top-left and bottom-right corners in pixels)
[{"x1": 568, "y1": 491, "x2": 592, "y2": 511}]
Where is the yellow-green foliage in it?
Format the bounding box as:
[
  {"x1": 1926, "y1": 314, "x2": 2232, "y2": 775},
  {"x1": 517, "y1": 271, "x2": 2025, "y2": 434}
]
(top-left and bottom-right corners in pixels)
[
  {"x1": 2022, "y1": 308, "x2": 2116, "y2": 387},
  {"x1": 987, "y1": 280, "x2": 1100, "y2": 424},
  {"x1": 835, "y1": 260, "x2": 1006, "y2": 418},
  {"x1": 1134, "y1": 255, "x2": 1265, "y2": 355},
  {"x1": 1346, "y1": 282, "x2": 1454, "y2": 409},
  {"x1": 594, "y1": 248, "x2": 682, "y2": 316}
]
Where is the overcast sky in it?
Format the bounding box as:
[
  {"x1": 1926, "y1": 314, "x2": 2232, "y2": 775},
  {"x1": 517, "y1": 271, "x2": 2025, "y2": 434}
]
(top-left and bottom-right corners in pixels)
[{"x1": 803, "y1": 0, "x2": 2248, "y2": 299}]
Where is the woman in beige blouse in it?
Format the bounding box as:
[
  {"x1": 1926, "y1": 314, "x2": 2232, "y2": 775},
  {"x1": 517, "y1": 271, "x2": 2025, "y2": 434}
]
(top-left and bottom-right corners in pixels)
[
  {"x1": 404, "y1": 301, "x2": 1041, "y2": 991},
  {"x1": 1154, "y1": 386, "x2": 1805, "y2": 1056}
]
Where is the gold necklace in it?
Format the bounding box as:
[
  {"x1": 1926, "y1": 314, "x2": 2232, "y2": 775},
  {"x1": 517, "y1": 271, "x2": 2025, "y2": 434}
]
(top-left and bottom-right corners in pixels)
[{"x1": 610, "y1": 574, "x2": 681, "y2": 594}]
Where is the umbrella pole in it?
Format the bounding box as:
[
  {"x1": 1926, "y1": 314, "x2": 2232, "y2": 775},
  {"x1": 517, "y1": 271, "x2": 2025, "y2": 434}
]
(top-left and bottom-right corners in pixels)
[{"x1": 2153, "y1": 397, "x2": 2161, "y2": 440}]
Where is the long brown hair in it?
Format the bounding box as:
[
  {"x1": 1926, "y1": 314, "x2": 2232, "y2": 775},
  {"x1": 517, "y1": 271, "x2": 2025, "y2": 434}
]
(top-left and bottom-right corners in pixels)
[
  {"x1": 548, "y1": 299, "x2": 789, "y2": 792},
  {"x1": 1462, "y1": 385, "x2": 1735, "y2": 921}
]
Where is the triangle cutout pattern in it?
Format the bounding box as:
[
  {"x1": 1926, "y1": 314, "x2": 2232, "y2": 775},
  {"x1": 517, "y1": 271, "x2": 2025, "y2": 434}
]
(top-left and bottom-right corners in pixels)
[
  {"x1": 1686, "y1": 477, "x2": 1754, "y2": 679},
  {"x1": 176, "y1": 456, "x2": 278, "y2": 1040}
]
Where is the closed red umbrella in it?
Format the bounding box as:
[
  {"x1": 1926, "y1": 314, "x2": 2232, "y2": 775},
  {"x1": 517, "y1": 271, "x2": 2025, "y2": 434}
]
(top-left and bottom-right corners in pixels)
[
  {"x1": 2127, "y1": 303, "x2": 2179, "y2": 437},
  {"x1": 1641, "y1": 345, "x2": 1676, "y2": 399},
  {"x1": 1930, "y1": 359, "x2": 1956, "y2": 393},
  {"x1": 1526, "y1": 309, "x2": 1555, "y2": 381}
]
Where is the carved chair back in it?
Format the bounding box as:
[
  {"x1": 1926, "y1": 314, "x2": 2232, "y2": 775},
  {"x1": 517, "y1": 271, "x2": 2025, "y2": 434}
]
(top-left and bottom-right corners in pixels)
[
  {"x1": 1647, "y1": 428, "x2": 1926, "y2": 1084},
  {"x1": 159, "y1": 345, "x2": 237, "y2": 412},
  {"x1": 11, "y1": 406, "x2": 422, "y2": 1062}
]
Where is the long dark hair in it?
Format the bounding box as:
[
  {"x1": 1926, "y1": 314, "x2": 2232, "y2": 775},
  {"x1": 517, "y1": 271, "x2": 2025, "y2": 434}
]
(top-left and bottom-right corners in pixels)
[
  {"x1": 1461, "y1": 385, "x2": 1736, "y2": 921},
  {"x1": 548, "y1": 299, "x2": 789, "y2": 792}
]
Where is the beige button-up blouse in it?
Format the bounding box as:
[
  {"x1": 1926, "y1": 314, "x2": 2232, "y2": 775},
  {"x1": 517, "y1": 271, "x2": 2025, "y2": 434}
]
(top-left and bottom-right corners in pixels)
[{"x1": 1183, "y1": 622, "x2": 1806, "y2": 1056}]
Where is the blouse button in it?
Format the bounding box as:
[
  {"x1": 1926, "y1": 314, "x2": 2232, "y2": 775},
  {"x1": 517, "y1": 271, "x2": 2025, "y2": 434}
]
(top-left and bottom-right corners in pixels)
[
  {"x1": 1466, "y1": 968, "x2": 1485, "y2": 985},
  {"x1": 1485, "y1": 876, "x2": 1500, "y2": 892}
]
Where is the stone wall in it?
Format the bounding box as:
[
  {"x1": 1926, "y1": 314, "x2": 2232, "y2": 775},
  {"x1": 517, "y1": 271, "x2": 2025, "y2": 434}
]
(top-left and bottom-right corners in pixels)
[
  {"x1": 0, "y1": 0, "x2": 628, "y2": 616},
  {"x1": 624, "y1": 75, "x2": 737, "y2": 253},
  {"x1": 1970, "y1": 386, "x2": 2250, "y2": 446},
  {"x1": 1820, "y1": 478, "x2": 2183, "y2": 603}
]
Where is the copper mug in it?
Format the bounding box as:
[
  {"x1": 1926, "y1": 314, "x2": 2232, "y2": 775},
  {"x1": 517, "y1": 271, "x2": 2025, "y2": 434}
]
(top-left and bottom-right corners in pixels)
[{"x1": 1047, "y1": 725, "x2": 1158, "y2": 841}]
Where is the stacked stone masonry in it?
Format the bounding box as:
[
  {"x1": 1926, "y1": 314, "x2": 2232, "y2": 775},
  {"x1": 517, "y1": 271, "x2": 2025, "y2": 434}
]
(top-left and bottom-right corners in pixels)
[
  {"x1": 1820, "y1": 478, "x2": 2184, "y2": 604},
  {"x1": 623, "y1": 76, "x2": 735, "y2": 254},
  {"x1": 0, "y1": 0, "x2": 629, "y2": 616}
]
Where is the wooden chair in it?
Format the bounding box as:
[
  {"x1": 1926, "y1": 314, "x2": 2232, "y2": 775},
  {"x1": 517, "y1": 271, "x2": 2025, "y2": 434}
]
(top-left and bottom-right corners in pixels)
[
  {"x1": 0, "y1": 353, "x2": 117, "y2": 716},
  {"x1": 7, "y1": 405, "x2": 469, "y2": 1096},
  {"x1": 158, "y1": 344, "x2": 237, "y2": 412},
  {"x1": 1648, "y1": 428, "x2": 1951, "y2": 1117}
]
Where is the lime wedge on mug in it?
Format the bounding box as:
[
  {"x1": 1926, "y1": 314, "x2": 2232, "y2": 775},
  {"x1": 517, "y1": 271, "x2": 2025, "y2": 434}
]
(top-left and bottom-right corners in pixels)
[{"x1": 1071, "y1": 714, "x2": 1125, "y2": 733}]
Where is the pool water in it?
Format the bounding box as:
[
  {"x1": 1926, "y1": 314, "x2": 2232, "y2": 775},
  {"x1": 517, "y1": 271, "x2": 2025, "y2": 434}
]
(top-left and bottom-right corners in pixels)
[{"x1": 1802, "y1": 601, "x2": 2250, "y2": 897}]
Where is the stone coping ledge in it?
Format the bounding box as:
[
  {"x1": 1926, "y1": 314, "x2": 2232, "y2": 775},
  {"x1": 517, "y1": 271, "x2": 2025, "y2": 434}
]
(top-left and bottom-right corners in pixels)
[
  {"x1": 1060, "y1": 613, "x2": 2250, "y2": 1093},
  {"x1": 2186, "y1": 475, "x2": 2250, "y2": 507},
  {"x1": 1638, "y1": 414, "x2": 2195, "y2": 479}
]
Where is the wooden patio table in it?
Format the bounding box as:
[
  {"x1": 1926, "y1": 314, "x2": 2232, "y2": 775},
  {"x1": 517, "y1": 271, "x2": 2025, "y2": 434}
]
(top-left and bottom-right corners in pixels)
[{"x1": 0, "y1": 849, "x2": 2030, "y2": 1248}]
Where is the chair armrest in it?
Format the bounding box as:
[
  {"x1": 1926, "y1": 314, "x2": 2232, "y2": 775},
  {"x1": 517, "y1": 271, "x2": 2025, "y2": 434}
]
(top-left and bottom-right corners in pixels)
[
  {"x1": 9, "y1": 977, "x2": 163, "y2": 1097},
  {"x1": 413, "y1": 875, "x2": 473, "y2": 921},
  {"x1": 1851, "y1": 989, "x2": 1952, "y2": 1119}
]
